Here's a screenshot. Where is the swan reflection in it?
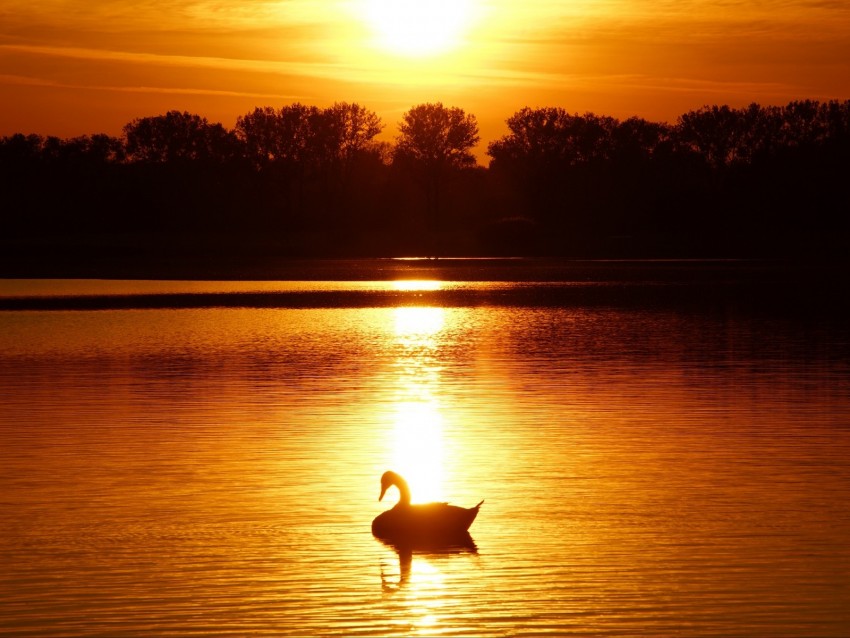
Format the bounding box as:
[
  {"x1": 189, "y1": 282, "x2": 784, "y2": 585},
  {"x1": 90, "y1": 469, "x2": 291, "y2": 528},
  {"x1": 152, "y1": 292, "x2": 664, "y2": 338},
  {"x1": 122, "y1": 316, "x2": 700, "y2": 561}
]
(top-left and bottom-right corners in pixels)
[{"x1": 379, "y1": 534, "x2": 478, "y2": 593}]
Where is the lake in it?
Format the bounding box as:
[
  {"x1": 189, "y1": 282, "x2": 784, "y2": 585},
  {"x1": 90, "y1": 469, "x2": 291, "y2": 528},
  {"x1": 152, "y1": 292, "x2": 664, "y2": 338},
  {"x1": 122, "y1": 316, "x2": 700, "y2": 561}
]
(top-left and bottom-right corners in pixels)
[{"x1": 1, "y1": 261, "x2": 849, "y2": 636}]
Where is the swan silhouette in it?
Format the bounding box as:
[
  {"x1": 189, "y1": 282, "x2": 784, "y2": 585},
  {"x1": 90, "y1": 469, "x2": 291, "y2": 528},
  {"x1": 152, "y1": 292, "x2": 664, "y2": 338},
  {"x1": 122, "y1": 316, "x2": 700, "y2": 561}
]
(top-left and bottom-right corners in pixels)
[{"x1": 372, "y1": 470, "x2": 483, "y2": 544}]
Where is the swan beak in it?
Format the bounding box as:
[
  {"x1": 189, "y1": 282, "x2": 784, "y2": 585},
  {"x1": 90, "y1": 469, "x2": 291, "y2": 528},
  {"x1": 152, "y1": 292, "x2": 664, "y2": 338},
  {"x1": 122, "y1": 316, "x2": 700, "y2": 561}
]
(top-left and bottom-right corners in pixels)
[{"x1": 379, "y1": 485, "x2": 387, "y2": 502}]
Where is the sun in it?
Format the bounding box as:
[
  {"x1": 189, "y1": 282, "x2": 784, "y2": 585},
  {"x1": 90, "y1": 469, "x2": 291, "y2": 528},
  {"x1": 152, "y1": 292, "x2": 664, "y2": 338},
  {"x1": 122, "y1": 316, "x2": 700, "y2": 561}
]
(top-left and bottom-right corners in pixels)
[{"x1": 360, "y1": 0, "x2": 475, "y2": 57}]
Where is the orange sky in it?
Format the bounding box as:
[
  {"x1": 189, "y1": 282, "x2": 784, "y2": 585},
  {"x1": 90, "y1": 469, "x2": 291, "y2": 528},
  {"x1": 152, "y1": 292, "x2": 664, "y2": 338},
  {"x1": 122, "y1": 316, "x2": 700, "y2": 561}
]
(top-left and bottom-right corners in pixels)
[{"x1": 2, "y1": 0, "x2": 849, "y2": 159}]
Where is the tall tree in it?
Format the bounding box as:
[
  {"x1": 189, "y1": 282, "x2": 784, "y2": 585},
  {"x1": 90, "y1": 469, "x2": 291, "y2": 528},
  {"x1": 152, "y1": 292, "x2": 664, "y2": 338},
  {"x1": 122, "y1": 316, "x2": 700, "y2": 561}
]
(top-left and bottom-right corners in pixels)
[
  {"x1": 317, "y1": 102, "x2": 383, "y2": 169},
  {"x1": 488, "y1": 107, "x2": 620, "y2": 170},
  {"x1": 123, "y1": 111, "x2": 233, "y2": 163},
  {"x1": 313, "y1": 103, "x2": 384, "y2": 224},
  {"x1": 487, "y1": 108, "x2": 618, "y2": 226},
  {"x1": 235, "y1": 104, "x2": 320, "y2": 169},
  {"x1": 235, "y1": 103, "x2": 323, "y2": 221},
  {"x1": 393, "y1": 102, "x2": 479, "y2": 249}
]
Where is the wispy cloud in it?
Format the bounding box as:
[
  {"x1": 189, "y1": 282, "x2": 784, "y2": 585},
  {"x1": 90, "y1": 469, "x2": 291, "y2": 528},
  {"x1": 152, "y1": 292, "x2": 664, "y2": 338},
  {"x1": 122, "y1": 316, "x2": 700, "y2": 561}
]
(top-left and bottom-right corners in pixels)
[
  {"x1": 0, "y1": 72, "x2": 307, "y2": 100},
  {"x1": 0, "y1": 42, "x2": 573, "y2": 91},
  {"x1": 0, "y1": 0, "x2": 340, "y2": 32},
  {"x1": 0, "y1": 43, "x2": 344, "y2": 78}
]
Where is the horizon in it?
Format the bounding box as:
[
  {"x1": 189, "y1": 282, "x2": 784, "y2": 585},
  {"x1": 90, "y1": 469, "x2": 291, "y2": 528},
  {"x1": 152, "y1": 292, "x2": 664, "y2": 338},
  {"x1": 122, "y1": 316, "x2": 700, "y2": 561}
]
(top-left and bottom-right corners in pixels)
[{"x1": 2, "y1": 1, "x2": 849, "y2": 161}]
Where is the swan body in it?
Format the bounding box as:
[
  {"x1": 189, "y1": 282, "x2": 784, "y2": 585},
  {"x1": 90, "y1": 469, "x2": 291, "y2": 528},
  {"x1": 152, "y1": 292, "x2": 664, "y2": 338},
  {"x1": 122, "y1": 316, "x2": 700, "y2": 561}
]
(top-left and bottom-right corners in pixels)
[{"x1": 372, "y1": 471, "x2": 483, "y2": 543}]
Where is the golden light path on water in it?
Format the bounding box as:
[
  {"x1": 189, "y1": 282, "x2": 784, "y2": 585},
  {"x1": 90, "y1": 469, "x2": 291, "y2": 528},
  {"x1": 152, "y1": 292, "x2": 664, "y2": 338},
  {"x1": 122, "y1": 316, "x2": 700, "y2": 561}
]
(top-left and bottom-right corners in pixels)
[
  {"x1": 381, "y1": 283, "x2": 455, "y2": 633},
  {"x1": 389, "y1": 301, "x2": 447, "y2": 505}
]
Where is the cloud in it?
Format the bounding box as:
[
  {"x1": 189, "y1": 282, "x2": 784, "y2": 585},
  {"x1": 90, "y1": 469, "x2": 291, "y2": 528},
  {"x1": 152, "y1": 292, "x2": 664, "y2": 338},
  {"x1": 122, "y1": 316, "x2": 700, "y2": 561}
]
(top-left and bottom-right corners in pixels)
[
  {"x1": 0, "y1": 72, "x2": 306, "y2": 100},
  {"x1": 0, "y1": 43, "x2": 345, "y2": 78},
  {"x1": 0, "y1": 0, "x2": 341, "y2": 32}
]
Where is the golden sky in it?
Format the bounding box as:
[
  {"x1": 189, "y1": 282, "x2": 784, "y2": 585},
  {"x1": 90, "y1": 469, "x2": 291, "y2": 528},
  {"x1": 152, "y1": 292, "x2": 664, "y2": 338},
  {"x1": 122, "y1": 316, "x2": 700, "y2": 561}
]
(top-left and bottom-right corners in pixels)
[{"x1": 2, "y1": 0, "x2": 849, "y2": 155}]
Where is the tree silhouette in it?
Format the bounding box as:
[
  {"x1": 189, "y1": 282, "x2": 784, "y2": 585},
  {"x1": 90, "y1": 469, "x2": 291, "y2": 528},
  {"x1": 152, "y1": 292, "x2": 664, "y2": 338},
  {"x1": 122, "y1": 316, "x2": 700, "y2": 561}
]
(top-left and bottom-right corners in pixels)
[
  {"x1": 393, "y1": 103, "x2": 479, "y2": 254},
  {"x1": 487, "y1": 108, "x2": 621, "y2": 232},
  {"x1": 611, "y1": 117, "x2": 670, "y2": 162},
  {"x1": 312, "y1": 102, "x2": 384, "y2": 228},
  {"x1": 316, "y1": 102, "x2": 383, "y2": 168},
  {"x1": 58, "y1": 134, "x2": 126, "y2": 165},
  {"x1": 488, "y1": 108, "x2": 619, "y2": 168},
  {"x1": 235, "y1": 103, "x2": 324, "y2": 222},
  {"x1": 123, "y1": 110, "x2": 234, "y2": 163},
  {"x1": 3, "y1": 98, "x2": 849, "y2": 264},
  {"x1": 235, "y1": 104, "x2": 320, "y2": 169}
]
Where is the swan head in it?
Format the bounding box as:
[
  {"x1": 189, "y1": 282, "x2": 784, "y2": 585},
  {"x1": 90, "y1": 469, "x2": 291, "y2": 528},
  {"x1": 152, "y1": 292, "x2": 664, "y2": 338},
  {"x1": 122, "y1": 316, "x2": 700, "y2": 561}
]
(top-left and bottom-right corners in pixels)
[
  {"x1": 379, "y1": 471, "x2": 396, "y2": 501},
  {"x1": 379, "y1": 470, "x2": 408, "y2": 502}
]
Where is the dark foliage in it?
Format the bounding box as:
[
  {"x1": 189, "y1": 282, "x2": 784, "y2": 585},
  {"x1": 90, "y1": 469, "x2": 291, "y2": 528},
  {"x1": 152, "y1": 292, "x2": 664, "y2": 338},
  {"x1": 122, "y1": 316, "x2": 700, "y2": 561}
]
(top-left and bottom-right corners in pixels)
[
  {"x1": 488, "y1": 100, "x2": 850, "y2": 256},
  {"x1": 393, "y1": 103, "x2": 480, "y2": 255},
  {"x1": 1, "y1": 99, "x2": 848, "y2": 267}
]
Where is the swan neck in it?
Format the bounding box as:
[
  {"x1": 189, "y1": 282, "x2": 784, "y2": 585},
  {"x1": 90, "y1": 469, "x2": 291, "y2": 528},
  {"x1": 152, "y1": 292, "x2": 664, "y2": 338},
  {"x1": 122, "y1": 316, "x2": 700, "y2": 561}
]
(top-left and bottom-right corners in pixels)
[{"x1": 394, "y1": 476, "x2": 411, "y2": 505}]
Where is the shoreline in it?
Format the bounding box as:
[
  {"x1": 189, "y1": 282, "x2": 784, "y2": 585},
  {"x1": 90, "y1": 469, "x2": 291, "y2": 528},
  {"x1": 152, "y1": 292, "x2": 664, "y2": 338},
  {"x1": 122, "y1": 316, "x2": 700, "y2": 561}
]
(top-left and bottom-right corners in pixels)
[
  {"x1": 2, "y1": 258, "x2": 848, "y2": 314},
  {"x1": 3, "y1": 256, "x2": 849, "y2": 283}
]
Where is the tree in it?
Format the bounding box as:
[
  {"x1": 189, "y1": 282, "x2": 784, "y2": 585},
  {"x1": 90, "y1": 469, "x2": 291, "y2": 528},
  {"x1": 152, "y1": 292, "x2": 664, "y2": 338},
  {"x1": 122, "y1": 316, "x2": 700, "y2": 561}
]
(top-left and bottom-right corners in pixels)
[
  {"x1": 395, "y1": 103, "x2": 479, "y2": 170},
  {"x1": 123, "y1": 110, "x2": 234, "y2": 163},
  {"x1": 0, "y1": 133, "x2": 45, "y2": 165},
  {"x1": 316, "y1": 102, "x2": 383, "y2": 168},
  {"x1": 488, "y1": 108, "x2": 621, "y2": 171},
  {"x1": 393, "y1": 103, "x2": 479, "y2": 249},
  {"x1": 612, "y1": 117, "x2": 671, "y2": 162},
  {"x1": 312, "y1": 103, "x2": 384, "y2": 225},
  {"x1": 675, "y1": 105, "x2": 754, "y2": 169},
  {"x1": 235, "y1": 104, "x2": 320, "y2": 169},
  {"x1": 235, "y1": 103, "x2": 324, "y2": 221},
  {"x1": 488, "y1": 108, "x2": 619, "y2": 229}
]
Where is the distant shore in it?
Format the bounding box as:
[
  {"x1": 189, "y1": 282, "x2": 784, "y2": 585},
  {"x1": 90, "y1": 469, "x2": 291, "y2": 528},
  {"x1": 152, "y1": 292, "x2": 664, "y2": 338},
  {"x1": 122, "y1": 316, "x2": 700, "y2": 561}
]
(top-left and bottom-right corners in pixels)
[
  {"x1": 3, "y1": 253, "x2": 849, "y2": 283},
  {"x1": 2, "y1": 257, "x2": 849, "y2": 316}
]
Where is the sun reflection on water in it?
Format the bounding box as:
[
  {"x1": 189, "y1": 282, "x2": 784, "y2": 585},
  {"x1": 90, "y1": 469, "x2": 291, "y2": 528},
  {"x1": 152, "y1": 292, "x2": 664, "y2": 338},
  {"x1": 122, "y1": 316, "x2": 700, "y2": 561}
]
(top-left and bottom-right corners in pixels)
[
  {"x1": 391, "y1": 279, "x2": 443, "y2": 292},
  {"x1": 377, "y1": 301, "x2": 471, "y2": 635},
  {"x1": 391, "y1": 401, "x2": 445, "y2": 504},
  {"x1": 388, "y1": 305, "x2": 447, "y2": 504}
]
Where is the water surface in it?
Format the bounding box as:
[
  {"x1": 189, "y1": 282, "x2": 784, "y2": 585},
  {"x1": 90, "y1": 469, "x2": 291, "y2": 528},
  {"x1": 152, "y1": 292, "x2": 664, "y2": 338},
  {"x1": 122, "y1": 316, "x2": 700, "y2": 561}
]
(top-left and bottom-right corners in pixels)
[{"x1": 1, "y1": 271, "x2": 849, "y2": 636}]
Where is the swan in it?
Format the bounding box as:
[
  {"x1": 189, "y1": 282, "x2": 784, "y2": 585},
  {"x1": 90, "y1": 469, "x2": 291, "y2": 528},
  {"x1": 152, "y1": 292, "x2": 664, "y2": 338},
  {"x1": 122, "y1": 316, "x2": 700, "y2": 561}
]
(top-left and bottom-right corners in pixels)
[{"x1": 371, "y1": 470, "x2": 483, "y2": 543}]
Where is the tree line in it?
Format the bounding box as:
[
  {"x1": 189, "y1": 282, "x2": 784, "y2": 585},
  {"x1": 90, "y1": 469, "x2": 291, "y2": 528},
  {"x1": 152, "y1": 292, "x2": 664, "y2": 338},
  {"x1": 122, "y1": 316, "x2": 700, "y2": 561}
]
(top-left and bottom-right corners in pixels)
[{"x1": 2, "y1": 99, "x2": 849, "y2": 261}]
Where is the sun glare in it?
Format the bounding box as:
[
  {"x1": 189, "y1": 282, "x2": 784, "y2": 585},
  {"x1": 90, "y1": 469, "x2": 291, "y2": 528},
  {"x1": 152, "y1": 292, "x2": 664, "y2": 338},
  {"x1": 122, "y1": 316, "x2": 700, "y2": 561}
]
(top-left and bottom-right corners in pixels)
[
  {"x1": 393, "y1": 305, "x2": 445, "y2": 337},
  {"x1": 360, "y1": 0, "x2": 475, "y2": 57},
  {"x1": 391, "y1": 280, "x2": 442, "y2": 292},
  {"x1": 388, "y1": 305, "x2": 448, "y2": 503},
  {"x1": 392, "y1": 401, "x2": 446, "y2": 503}
]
